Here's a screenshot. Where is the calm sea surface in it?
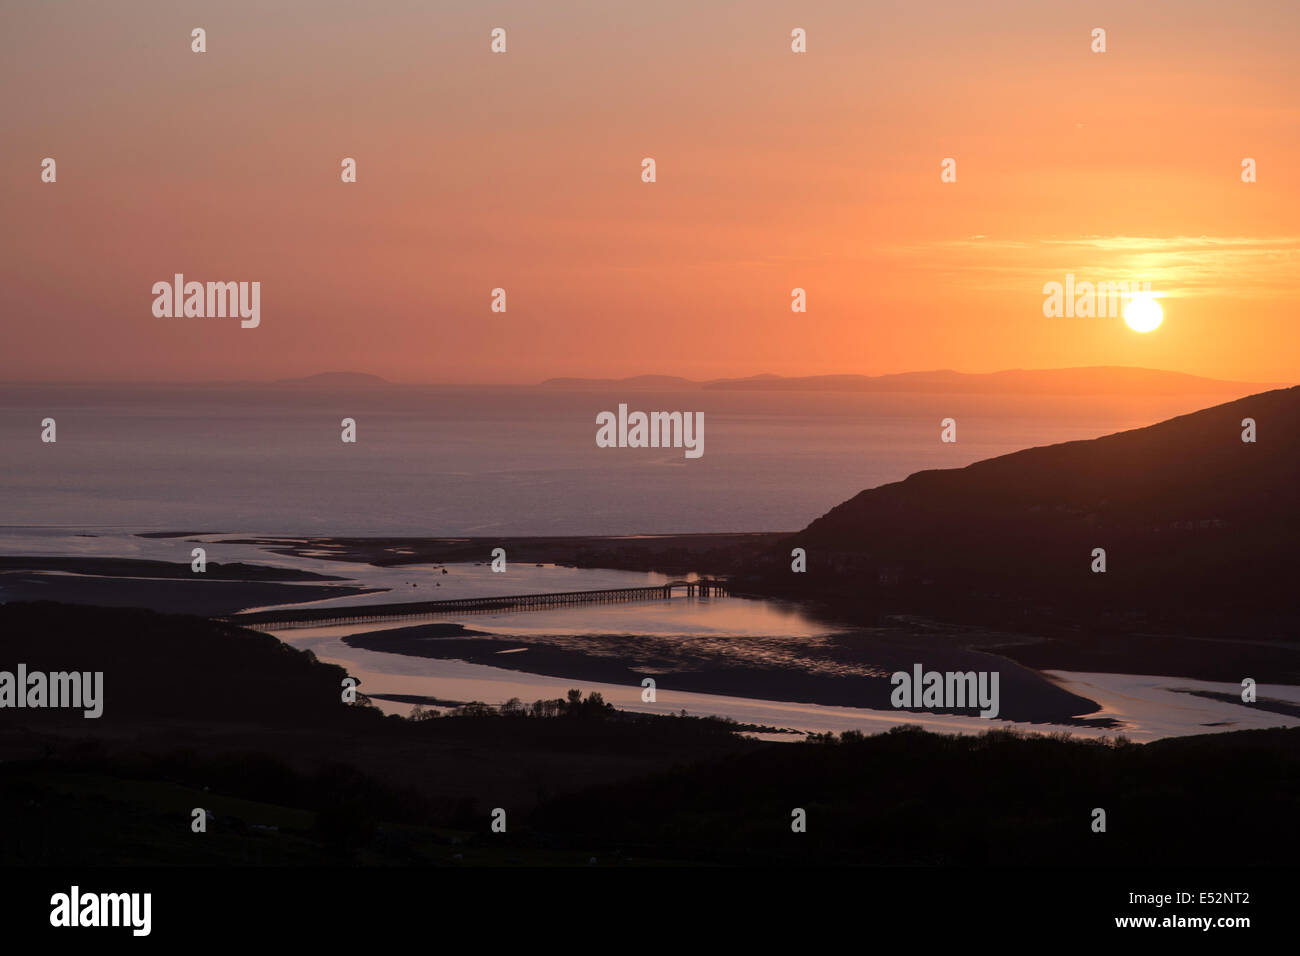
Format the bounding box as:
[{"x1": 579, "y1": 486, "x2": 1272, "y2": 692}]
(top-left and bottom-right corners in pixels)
[{"x1": 0, "y1": 384, "x2": 1236, "y2": 535}]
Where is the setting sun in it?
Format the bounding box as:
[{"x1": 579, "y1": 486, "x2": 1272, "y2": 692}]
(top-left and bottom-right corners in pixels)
[{"x1": 1124, "y1": 294, "x2": 1164, "y2": 333}]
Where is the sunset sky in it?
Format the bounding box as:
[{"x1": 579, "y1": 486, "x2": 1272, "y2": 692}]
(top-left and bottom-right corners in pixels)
[{"x1": 2, "y1": 0, "x2": 1298, "y2": 384}]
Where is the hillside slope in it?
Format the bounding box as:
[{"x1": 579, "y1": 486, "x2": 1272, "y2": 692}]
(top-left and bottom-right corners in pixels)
[{"x1": 781, "y1": 386, "x2": 1298, "y2": 633}]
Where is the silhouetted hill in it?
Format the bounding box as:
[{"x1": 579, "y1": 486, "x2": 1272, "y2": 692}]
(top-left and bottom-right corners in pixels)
[
  {"x1": 766, "y1": 387, "x2": 1298, "y2": 638},
  {"x1": 0, "y1": 602, "x2": 363, "y2": 725}
]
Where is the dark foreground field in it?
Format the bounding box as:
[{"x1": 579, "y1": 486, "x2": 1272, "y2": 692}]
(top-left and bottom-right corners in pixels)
[{"x1": 2, "y1": 602, "x2": 1296, "y2": 867}]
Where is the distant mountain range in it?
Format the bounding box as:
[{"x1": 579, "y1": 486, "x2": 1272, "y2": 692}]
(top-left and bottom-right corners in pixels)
[
  {"x1": 540, "y1": 367, "x2": 1283, "y2": 394},
  {"x1": 267, "y1": 367, "x2": 1285, "y2": 394},
  {"x1": 537, "y1": 374, "x2": 708, "y2": 390}
]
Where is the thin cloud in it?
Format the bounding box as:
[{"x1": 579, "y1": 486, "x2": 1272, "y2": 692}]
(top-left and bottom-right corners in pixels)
[{"x1": 880, "y1": 235, "x2": 1300, "y2": 298}]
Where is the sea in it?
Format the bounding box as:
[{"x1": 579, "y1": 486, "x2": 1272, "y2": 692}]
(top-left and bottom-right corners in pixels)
[{"x1": 0, "y1": 383, "x2": 1242, "y2": 535}]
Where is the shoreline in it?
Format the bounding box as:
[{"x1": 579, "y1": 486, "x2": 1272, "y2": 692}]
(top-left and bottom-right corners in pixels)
[
  {"x1": 3, "y1": 528, "x2": 1299, "y2": 686},
  {"x1": 190, "y1": 531, "x2": 791, "y2": 573},
  {"x1": 339, "y1": 621, "x2": 1112, "y2": 727},
  {"x1": 1, "y1": 531, "x2": 1297, "y2": 740}
]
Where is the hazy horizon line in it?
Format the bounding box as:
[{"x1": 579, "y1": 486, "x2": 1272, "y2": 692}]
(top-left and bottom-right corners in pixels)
[{"x1": 0, "y1": 364, "x2": 1291, "y2": 390}]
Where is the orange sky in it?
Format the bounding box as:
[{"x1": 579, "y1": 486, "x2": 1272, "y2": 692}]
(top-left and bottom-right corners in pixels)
[{"x1": 2, "y1": 0, "x2": 1298, "y2": 383}]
